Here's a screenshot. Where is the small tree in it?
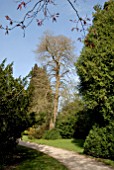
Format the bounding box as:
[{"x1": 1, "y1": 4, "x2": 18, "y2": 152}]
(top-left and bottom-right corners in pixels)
[{"x1": 36, "y1": 33, "x2": 76, "y2": 129}]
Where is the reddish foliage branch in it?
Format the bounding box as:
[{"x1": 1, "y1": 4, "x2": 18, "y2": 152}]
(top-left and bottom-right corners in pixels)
[
  {"x1": 1, "y1": 0, "x2": 58, "y2": 36},
  {"x1": 67, "y1": 0, "x2": 91, "y2": 40},
  {"x1": 0, "y1": 0, "x2": 90, "y2": 37}
]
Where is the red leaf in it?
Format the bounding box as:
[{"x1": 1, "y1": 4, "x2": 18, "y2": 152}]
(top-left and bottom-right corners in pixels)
[
  {"x1": 5, "y1": 16, "x2": 11, "y2": 21},
  {"x1": 21, "y1": 1, "x2": 26, "y2": 7},
  {"x1": 17, "y1": 4, "x2": 22, "y2": 10},
  {"x1": 17, "y1": 1, "x2": 26, "y2": 10}
]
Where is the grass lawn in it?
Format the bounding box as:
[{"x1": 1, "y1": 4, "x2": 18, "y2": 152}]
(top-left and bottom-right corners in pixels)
[
  {"x1": 1, "y1": 145, "x2": 68, "y2": 170},
  {"x1": 23, "y1": 135, "x2": 84, "y2": 153}
]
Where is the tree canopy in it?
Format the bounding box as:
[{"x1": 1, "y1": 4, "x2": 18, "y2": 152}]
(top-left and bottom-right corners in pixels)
[
  {"x1": 76, "y1": 0, "x2": 114, "y2": 126},
  {"x1": 76, "y1": 0, "x2": 114, "y2": 159}
]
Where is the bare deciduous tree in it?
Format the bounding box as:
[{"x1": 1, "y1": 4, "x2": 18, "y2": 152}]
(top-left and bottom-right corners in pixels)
[{"x1": 35, "y1": 33, "x2": 76, "y2": 129}]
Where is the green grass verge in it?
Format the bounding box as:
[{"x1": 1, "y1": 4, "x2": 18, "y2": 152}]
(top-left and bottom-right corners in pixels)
[
  {"x1": 96, "y1": 158, "x2": 114, "y2": 168},
  {"x1": 23, "y1": 135, "x2": 84, "y2": 153},
  {"x1": 2, "y1": 145, "x2": 68, "y2": 170}
]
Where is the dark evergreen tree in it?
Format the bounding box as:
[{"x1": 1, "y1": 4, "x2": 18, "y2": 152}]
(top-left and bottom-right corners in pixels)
[
  {"x1": 76, "y1": 0, "x2": 114, "y2": 159},
  {"x1": 28, "y1": 64, "x2": 53, "y2": 138},
  {"x1": 0, "y1": 59, "x2": 34, "y2": 158}
]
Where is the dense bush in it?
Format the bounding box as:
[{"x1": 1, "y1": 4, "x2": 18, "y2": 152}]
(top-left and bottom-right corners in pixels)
[
  {"x1": 56, "y1": 114, "x2": 76, "y2": 139},
  {"x1": 84, "y1": 124, "x2": 114, "y2": 160},
  {"x1": 0, "y1": 60, "x2": 35, "y2": 158},
  {"x1": 42, "y1": 129, "x2": 61, "y2": 140},
  {"x1": 28, "y1": 124, "x2": 49, "y2": 139}
]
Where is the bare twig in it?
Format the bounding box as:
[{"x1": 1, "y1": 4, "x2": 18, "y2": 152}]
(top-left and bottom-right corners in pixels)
[{"x1": 0, "y1": 0, "x2": 89, "y2": 36}]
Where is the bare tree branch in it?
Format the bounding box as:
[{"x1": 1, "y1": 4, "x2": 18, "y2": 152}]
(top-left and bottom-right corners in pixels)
[
  {"x1": 0, "y1": 0, "x2": 90, "y2": 36},
  {"x1": 66, "y1": 0, "x2": 85, "y2": 36}
]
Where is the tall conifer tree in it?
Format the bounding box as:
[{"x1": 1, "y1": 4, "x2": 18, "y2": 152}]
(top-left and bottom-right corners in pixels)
[
  {"x1": 76, "y1": 0, "x2": 114, "y2": 159},
  {"x1": 76, "y1": 0, "x2": 114, "y2": 126},
  {"x1": 28, "y1": 64, "x2": 53, "y2": 137}
]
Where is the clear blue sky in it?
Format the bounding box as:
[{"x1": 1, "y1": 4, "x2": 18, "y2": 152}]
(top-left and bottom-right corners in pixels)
[{"x1": 0, "y1": 0, "x2": 106, "y2": 78}]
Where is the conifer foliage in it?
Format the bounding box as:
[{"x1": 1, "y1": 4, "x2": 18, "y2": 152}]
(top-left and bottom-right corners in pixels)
[
  {"x1": 76, "y1": 0, "x2": 114, "y2": 159},
  {"x1": 0, "y1": 59, "x2": 34, "y2": 155},
  {"x1": 28, "y1": 64, "x2": 53, "y2": 138},
  {"x1": 28, "y1": 64, "x2": 53, "y2": 115}
]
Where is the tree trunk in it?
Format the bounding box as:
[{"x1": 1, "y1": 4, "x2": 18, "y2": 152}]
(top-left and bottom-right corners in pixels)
[{"x1": 49, "y1": 64, "x2": 60, "y2": 130}]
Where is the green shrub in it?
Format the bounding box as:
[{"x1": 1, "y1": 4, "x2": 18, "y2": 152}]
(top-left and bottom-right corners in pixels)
[
  {"x1": 28, "y1": 123, "x2": 49, "y2": 139},
  {"x1": 56, "y1": 114, "x2": 76, "y2": 139},
  {"x1": 42, "y1": 129, "x2": 61, "y2": 140},
  {"x1": 84, "y1": 124, "x2": 114, "y2": 160}
]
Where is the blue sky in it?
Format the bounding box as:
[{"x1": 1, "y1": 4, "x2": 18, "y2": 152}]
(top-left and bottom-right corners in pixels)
[{"x1": 0, "y1": 0, "x2": 106, "y2": 78}]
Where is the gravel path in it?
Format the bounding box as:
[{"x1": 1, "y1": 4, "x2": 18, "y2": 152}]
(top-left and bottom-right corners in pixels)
[{"x1": 19, "y1": 140, "x2": 114, "y2": 170}]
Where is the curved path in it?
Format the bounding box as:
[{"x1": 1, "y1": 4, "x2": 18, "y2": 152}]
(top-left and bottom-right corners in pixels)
[{"x1": 19, "y1": 140, "x2": 114, "y2": 170}]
